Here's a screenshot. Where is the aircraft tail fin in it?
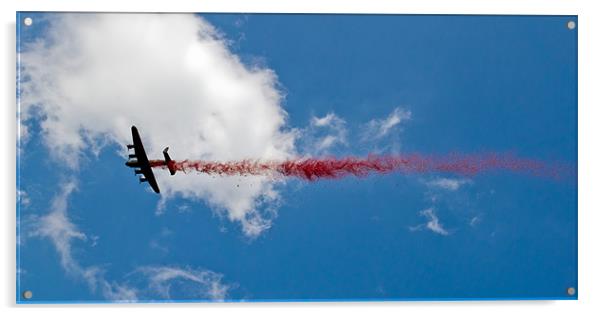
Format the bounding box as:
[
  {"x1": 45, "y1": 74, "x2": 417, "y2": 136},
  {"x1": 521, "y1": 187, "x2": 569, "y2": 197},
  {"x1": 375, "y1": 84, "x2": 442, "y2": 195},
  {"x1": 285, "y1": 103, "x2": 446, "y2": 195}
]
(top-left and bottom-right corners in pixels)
[{"x1": 163, "y1": 147, "x2": 177, "y2": 175}]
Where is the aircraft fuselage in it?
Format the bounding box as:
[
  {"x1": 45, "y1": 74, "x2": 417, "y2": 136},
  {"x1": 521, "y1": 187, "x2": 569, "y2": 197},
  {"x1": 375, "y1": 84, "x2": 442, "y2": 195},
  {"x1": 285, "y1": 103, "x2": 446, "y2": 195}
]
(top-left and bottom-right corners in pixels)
[{"x1": 125, "y1": 126, "x2": 176, "y2": 194}]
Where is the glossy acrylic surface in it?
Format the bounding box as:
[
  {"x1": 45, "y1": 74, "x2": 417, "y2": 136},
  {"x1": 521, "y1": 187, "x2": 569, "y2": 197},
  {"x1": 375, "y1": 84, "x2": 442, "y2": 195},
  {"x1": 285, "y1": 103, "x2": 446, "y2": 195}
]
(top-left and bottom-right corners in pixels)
[{"x1": 17, "y1": 12, "x2": 577, "y2": 303}]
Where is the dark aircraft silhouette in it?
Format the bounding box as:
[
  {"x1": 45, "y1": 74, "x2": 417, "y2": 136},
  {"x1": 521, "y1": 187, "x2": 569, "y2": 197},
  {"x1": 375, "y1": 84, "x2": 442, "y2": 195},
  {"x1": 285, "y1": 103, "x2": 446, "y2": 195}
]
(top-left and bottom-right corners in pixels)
[{"x1": 125, "y1": 126, "x2": 177, "y2": 193}]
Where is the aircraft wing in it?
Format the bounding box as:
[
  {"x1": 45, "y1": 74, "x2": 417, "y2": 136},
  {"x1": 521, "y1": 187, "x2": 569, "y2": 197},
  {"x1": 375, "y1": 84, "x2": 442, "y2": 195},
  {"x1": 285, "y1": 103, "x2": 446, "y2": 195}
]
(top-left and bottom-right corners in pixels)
[{"x1": 130, "y1": 126, "x2": 160, "y2": 193}]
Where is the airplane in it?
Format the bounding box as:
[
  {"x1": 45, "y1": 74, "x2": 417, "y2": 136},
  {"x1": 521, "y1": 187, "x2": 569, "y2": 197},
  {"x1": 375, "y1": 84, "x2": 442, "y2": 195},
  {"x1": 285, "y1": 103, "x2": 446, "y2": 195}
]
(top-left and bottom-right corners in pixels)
[{"x1": 125, "y1": 126, "x2": 177, "y2": 193}]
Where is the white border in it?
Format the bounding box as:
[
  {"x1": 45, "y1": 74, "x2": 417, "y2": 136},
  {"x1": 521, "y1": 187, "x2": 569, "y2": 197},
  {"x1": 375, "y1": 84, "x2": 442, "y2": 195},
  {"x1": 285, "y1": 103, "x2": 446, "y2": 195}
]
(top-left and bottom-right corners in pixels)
[{"x1": 2, "y1": 1, "x2": 601, "y2": 316}]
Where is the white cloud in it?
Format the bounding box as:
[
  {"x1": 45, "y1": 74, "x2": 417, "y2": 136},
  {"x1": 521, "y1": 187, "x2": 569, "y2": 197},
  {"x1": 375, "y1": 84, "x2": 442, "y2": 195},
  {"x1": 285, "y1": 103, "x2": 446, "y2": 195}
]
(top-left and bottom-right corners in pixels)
[
  {"x1": 148, "y1": 227, "x2": 172, "y2": 254},
  {"x1": 311, "y1": 113, "x2": 339, "y2": 127},
  {"x1": 18, "y1": 189, "x2": 30, "y2": 207},
  {"x1": 421, "y1": 208, "x2": 449, "y2": 235},
  {"x1": 133, "y1": 266, "x2": 230, "y2": 301},
  {"x1": 99, "y1": 281, "x2": 139, "y2": 302},
  {"x1": 25, "y1": 179, "x2": 230, "y2": 302},
  {"x1": 25, "y1": 179, "x2": 137, "y2": 301},
  {"x1": 17, "y1": 122, "x2": 29, "y2": 151},
  {"x1": 409, "y1": 208, "x2": 449, "y2": 236},
  {"x1": 426, "y1": 178, "x2": 471, "y2": 191},
  {"x1": 27, "y1": 180, "x2": 86, "y2": 276},
  {"x1": 316, "y1": 135, "x2": 338, "y2": 150},
  {"x1": 469, "y1": 215, "x2": 481, "y2": 227},
  {"x1": 303, "y1": 112, "x2": 348, "y2": 154},
  {"x1": 362, "y1": 107, "x2": 411, "y2": 141},
  {"x1": 149, "y1": 240, "x2": 169, "y2": 255},
  {"x1": 20, "y1": 13, "x2": 298, "y2": 237}
]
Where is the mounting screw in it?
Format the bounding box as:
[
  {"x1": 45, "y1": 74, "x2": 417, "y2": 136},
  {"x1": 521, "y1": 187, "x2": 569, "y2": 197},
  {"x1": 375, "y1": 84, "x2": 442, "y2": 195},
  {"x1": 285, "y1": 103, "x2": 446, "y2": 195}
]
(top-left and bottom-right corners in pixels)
[
  {"x1": 567, "y1": 287, "x2": 576, "y2": 296},
  {"x1": 22, "y1": 290, "x2": 33, "y2": 300},
  {"x1": 23, "y1": 17, "x2": 32, "y2": 26},
  {"x1": 567, "y1": 21, "x2": 576, "y2": 30}
]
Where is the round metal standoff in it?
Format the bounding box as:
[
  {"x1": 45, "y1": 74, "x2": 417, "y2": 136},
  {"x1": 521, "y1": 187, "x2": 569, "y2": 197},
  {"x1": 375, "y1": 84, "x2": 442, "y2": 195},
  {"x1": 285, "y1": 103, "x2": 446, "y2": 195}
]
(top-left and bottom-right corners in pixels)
[
  {"x1": 567, "y1": 287, "x2": 576, "y2": 296},
  {"x1": 567, "y1": 21, "x2": 576, "y2": 30},
  {"x1": 22, "y1": 290, "x2": 33, "y2": 300},
  {"x1": 23, "y1": 17, "x2": 33, "y2": 26}
]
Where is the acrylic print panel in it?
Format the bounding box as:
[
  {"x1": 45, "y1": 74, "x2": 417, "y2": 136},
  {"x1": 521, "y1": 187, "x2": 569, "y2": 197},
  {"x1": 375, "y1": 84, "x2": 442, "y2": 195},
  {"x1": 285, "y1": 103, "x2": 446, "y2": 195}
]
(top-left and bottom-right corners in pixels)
[{"x1": 16, "y1": 12, "x2": 577, "y2": 303}]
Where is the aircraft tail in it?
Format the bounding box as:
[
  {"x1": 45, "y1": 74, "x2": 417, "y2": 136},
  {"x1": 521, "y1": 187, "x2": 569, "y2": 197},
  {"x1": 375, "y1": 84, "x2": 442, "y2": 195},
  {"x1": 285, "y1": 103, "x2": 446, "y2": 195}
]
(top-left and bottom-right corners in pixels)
[{"x1": 163, "y1": 147, "x2": 177, "y2": 175}]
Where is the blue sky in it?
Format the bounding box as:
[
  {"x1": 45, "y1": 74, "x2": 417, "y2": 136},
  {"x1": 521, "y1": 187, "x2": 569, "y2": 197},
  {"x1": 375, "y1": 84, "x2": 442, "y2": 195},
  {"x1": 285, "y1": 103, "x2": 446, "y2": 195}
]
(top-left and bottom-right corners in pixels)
[{"x1": 17, "y1": 13, "x2": 577, "y2": 302}]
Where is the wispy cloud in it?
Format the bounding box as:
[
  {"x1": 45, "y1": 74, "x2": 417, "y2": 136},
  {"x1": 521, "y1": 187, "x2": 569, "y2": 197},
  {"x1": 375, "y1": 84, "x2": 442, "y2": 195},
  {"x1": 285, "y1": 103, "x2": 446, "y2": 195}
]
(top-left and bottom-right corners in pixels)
[
  {"x1": 133, "y1": 266, "x2": 231, "y2": 301},
  {"x1": 27, "y1": 180, "x2": 86, "y2": 276},
  {"x1": 310, "y1": 113, "x2": 338, "y2": 127},
  {"x1": 426, "y1": 178, "x2": 471, "y2": 191},
  {"x1": 469, "y1": 215, "x2": 481, "y2": 227},
  {"x1": 148, "y1": 227, "x2": 173, "y2": 255},
  {"x1": 17, "y1": 189, "x2": 30, "y2": 207},
  {"x1": 24, "y1": 179, "x2": 230, "y2": 302},
  {"x1": 362, "y1": 107, "x2": 411, "y2": 141},
  {"x1": 149, "y1": 240, "x2": 169, "y2": 255},
  {"x1": 25, "y1": 179, "x2": 138, "y2": 301},
  {"x1": 409, "y1": 208, "x2": 449, "y2": 236},
  {"x1": 302, "y1": 112, "x2": 348, "y2": 154}
]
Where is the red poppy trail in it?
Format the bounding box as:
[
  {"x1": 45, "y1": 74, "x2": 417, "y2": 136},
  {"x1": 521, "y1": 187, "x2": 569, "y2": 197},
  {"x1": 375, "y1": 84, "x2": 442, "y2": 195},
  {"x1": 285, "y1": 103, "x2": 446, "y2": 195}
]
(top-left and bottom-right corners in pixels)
[{"x1": 149, "y1": 153, "x2": 573, "y2": 181}]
